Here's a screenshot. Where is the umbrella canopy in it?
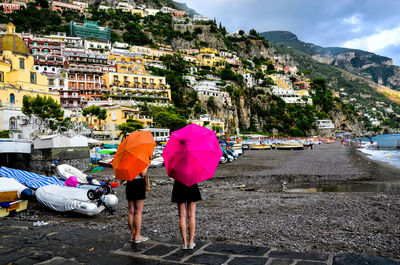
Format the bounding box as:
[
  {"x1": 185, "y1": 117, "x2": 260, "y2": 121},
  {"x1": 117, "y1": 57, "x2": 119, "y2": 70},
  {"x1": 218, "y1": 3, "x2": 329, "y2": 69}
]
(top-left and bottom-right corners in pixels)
[
  {"x1": 162, "y1": 124, "x2": 222, "y2": 187},
  {"x1": 112, "y1": 131, "x2": 156, "y2": 181}
]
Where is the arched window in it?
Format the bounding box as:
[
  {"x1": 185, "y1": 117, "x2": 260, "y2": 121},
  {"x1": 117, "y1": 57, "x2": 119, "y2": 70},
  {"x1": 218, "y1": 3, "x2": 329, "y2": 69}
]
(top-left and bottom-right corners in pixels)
[
  {"x1": 10, "y1": 93, "x2": 15, "y2": 104},
  {"x1": 9, "y1": 117, "x2": 17, "y2": 130}
]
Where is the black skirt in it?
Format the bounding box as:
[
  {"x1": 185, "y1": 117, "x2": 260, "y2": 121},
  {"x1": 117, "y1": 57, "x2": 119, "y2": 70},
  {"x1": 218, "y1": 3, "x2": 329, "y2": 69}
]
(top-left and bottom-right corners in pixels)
[
  {"x1": 171, "y1": 180, "x2": 202, "y2": 203},
  {"x1": 126, "y1": 178, "x2": 146, "y2": 201}
]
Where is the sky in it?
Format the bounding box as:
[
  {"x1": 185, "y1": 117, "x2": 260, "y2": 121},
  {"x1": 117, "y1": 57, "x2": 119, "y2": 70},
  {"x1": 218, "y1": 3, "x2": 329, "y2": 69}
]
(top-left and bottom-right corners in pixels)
[{"x1": 177, "y1": 0, "x2": 400, "y2": 66}]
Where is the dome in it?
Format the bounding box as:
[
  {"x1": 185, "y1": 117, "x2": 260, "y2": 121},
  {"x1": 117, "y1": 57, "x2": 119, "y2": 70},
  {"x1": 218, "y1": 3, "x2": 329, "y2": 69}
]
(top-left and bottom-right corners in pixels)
[{"x1": 0, "y1": 23, "x2": 29, "y2": 56}]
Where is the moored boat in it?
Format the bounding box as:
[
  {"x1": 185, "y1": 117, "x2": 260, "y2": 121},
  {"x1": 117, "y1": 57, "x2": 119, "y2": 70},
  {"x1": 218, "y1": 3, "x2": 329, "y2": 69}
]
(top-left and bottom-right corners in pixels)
[
  {"x1": 249, "y1": 141, "x2": 271, "y2": 150},
  {"x1": 276, "y1": 140, "x2": 304, "y2": 150}
]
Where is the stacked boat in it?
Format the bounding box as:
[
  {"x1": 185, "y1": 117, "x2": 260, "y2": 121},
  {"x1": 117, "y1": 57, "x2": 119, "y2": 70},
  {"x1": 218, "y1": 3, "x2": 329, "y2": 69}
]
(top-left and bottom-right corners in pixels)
[{"x1": 0, "y1": 165, "x2": 118, "y2": 217}]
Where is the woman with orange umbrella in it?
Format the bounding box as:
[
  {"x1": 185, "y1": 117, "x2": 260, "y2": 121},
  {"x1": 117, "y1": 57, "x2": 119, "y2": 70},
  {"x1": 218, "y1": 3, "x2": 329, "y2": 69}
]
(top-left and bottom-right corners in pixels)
[
  {"x1": 112, "y1": 131, "x2": 156, "y2": 244},
  {"x1": 126, "y1": 165, "x2": 149, "y2": 243}
]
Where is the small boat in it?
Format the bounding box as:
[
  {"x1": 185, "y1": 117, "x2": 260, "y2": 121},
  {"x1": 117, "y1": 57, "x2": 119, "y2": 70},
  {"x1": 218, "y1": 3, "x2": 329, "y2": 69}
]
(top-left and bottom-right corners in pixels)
[
  {"x1": 249, "y1": 141, "x2": 271, "y2": 150},
  {"x1": 150, "y1": 156, "x2": 164, "y2": 168},
  {"x1": 99, "y1": 156, "x2": 114, "y2": 167},
  {"x1": 35, "y1": 185, "x2": 118, "y2": 216},
  {"x1": 0, "y1": 178, "x2": 30, "y2": 217},
  {"x1": 276, "y1": 140, "x2": 304, "y2": 150},
  {"x1": 56, "y1": 164, "x2": 100, "y2": 184},
  {"x1": 231, "y1": 143, "x2": 243, "y2": 155}
]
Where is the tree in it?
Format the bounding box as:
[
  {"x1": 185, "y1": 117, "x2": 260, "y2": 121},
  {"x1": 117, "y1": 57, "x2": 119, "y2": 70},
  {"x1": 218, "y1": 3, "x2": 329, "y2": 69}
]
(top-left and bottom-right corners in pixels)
[
  {"x1": 22, "y1": 95, "x2": 64, "y2": 122},
  {"x1": 35, "y1": 0, "x2": 49, "y2": 9},
  {"x1": 118, "y1": 119, "x2": 143, "y2": 140},
  {"x1": 238, "y1": 30, "x2": 245, "y2": 36},
  {"x1": 249, "y1": 29, "x2": 258, "y2": 36},
  {"x1": 123, "y1": 22, "x2": 151, "y2": 45},
  {"x1": 219, "y1": 68, "x2": 236, "y2": 80},
  {"x1": 82, "y1": 106, "x2": 107, "y2": 136},
  {"x1": 154, "y1": 111, "x2": 186, "y2": 132}
]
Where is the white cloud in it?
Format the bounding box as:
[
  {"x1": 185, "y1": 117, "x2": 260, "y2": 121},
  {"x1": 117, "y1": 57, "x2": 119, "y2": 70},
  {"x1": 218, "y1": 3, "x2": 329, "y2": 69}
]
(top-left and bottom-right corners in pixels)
[
  {"x1": 343, "y1": 24, "x2": 400, "y2": 53},
  {"x1": 343, "y1": 14, "x2": 361, "y2": 25},
  {"x1": 343, "y1": 14, "x2": 361, "y2": 32}
]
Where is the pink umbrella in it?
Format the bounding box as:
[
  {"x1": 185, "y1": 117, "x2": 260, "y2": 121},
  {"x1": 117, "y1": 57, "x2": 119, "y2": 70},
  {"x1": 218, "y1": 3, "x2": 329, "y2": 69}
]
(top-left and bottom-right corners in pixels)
[{"x1": 162, "y1": 124, "x2": 223, "y2": 187}]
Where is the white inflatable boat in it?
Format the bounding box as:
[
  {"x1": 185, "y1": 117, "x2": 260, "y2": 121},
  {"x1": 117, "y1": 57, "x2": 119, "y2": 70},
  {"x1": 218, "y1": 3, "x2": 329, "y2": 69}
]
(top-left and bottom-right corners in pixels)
[{"x1": 35, "y1": 185, "x2": 118, "y2": 216}]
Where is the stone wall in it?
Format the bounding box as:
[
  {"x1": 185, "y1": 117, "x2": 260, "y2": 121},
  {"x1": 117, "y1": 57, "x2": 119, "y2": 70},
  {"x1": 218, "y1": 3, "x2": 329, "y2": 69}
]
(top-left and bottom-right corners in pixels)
[{"x1": 30, "y1": 147, "x2": 91, "y2": 176}]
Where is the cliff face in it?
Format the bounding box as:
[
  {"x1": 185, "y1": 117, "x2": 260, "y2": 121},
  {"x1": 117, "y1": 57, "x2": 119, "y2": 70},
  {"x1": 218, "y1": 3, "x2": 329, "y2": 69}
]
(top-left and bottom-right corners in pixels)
[
  {"x1": 171, "y1": 24, "x2": 226, "y2": 50},
  {"x1": 230, "y1": 39, "x2": 273, "y2": 60},
  {"x1": 261, "y1": 31, "x2": 400, "y2": 91}
]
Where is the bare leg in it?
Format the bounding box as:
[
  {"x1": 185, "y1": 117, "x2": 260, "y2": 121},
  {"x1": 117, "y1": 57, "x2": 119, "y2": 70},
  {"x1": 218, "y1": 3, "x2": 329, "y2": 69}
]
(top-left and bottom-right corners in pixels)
[
  {"x1": 134, "y1": 199, "x2": 145, "y2": 239},
  {"x1": 178, "y1": 202, "x2": 188, "y2": 245},
  {"x1": 187, "y1": 202, "x2": 196, "y2": 245},
  {"x1": 128, "y1": 200, "x2": 135, "y2": 239}
]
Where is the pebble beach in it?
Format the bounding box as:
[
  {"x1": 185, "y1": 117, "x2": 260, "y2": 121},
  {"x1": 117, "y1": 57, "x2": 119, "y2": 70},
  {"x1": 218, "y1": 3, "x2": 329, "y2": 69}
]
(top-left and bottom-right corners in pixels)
[{"x1": 12, "y1": 143, "x2": 400, "y2": 259}]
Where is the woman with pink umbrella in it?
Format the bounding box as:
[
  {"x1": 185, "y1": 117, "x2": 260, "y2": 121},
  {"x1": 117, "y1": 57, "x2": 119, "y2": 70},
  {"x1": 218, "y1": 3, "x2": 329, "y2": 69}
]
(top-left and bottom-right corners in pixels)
[{"x1": 163, "y1": 124, "x2": 222, "y2": 250}]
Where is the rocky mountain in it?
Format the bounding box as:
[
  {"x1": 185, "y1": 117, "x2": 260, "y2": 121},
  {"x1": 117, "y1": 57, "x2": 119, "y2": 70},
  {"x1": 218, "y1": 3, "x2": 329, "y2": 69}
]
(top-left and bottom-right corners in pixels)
[{"x1": 260, "y1": 31, "x2": 400, "y2": 91}]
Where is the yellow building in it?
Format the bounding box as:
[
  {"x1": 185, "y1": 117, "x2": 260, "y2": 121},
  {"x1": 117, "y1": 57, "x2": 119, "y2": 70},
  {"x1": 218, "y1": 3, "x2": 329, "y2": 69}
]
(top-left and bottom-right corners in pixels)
[
  {"x1": 196, "y1": 53, "x2": 225, "y2": 69},
  {"x1": 104, "y1": 105, "x2": 153, "y2": 129},
  {"x1": 200, "y1": 47, "x2": 218, "y2": 54},
  {"x1": 0, "y1": 23, "x2": 59, "y2": 132},
  {"x1": 131, "y1": 9, "x2": 145, "y2": 17},
  {"x1": 108, "y1": 52, "x2": 147, "y2": 75},
  {"x1": 188, "y1": 115, "x2": 225, "y2": 135},
  {"x1": 129, "y1": 45, "x2": 173, "y2": 59},
  {"x1": 103, "y1": 71, "x2": 171, "y2": 105},
  {"x1": 268, "y1": 74, "x2": 292, "y2": 89}
]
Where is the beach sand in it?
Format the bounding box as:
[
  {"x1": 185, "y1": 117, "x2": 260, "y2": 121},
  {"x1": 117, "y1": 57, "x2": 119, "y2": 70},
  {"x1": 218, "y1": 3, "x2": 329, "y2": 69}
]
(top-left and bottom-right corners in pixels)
[{"x1": 12, "y1": 143, "x2": 400, "y2": 259}]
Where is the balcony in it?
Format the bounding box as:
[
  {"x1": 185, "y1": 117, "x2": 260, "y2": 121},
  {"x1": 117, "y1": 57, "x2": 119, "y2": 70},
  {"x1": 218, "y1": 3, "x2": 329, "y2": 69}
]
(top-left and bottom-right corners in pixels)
[{"x1": 60, "y1": 94, "x2": 80, "y2": 99}]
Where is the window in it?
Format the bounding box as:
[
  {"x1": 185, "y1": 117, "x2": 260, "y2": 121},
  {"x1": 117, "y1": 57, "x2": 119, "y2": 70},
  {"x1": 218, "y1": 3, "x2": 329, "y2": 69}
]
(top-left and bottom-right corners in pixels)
[
  {"x1": 19, "y1": 58, "x2": 25, "y2": 69},
  {"x1": 60, "y1": 80, "x2": 64, "y2": 86},
  {"x1": 10, "y1": 93, "x2": 15, "y2": 104},
  {"x1": 0, "y1": 71, "x2": 4, "y2": 82},
  {"x1": 30, "y1": 72, "x2": 37, "y2": 84},
  {"x1": 49, "y1": 79, "x2": 54, "y2": 85}
]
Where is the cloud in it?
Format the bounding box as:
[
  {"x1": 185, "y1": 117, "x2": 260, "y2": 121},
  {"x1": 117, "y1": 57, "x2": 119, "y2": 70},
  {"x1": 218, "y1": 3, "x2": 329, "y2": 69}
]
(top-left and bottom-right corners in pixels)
[
  {"x1": 177, "y1": 0, "x2": 400, "y2": 65},
  {"x1": 343, "y1": 14, "x2": 361, "y2": 32},
  {"x1": 343, "y1": 24, "x2": 400, "y2": 53},
  {"x1": 343, "y1": 14, "x2": 361, "y2": 25}
]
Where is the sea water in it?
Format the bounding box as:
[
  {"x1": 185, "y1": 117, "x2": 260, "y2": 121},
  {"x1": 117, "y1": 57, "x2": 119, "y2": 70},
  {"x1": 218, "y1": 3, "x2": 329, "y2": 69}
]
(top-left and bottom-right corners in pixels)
[{"x1": 358, "y1": 134, "x2": 400, "y2": 169}]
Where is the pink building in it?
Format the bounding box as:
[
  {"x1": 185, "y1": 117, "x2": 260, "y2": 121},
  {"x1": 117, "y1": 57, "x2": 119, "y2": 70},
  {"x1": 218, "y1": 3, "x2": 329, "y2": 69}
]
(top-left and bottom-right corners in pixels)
[
  {"x1": 52, "y1": 1, "x2": 83, "y2": 13},
  {"x1": 171, "y1": 10, "x2": 186, "y2": 17},
  {"x1": 0, "y1": 3, "x2": 26, "y2": 13}
]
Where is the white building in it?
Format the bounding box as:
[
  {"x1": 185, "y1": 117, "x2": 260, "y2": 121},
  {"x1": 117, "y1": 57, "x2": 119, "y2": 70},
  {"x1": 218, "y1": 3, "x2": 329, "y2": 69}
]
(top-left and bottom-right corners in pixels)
[
  {"x1": 193, "y1": 80, "x2": 231, "y2": 105},
  {"x1": 272, "y1": 87, "x2": 307, "y2": 104},
  {"x1": 116, "y1": 1, "x2": 134, "y2": 12},
  {"x1": 113, "y1": 42, "x2": 130, "y2": 49},
  {"x1": 84, "y1": 40, "x2": 111, "y2": 52},
  {"x1": 72, "y1": 1, "x2": 88, "y2": 8},
  {"x1": 183, "y1": 75, "x2": 197, "y2": 87},
  {"x1": 315, "y1": 120, "x2": 335, "y2": 130},
  {"x1": 145, "y1": 8, "x2": 160, "y2": 16},
  {"x1": 161, "y1": 6, "x2": 174, "y2": 13},
  {"x1": 193, "y1": 14, "x2": 209, "y2": 21},
  {"x1": 243, "y1": 73, "x2": 255, "y2": 88}
]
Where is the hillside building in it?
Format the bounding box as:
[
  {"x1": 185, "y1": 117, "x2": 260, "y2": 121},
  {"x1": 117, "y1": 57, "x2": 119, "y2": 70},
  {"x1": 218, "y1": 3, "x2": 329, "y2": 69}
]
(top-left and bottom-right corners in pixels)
[
  {"x1": 0, "y1": 23, "x2": 59, "y2": 133},
  {"x1": 192, "y1": 80, "x2": 231, "y2": 105},
  {"x1": 64, "y1": 47, "x2": 116, "y2": 108},
  {"x1": 69, "y1": 20, "x2": 111, "y2": 42}
]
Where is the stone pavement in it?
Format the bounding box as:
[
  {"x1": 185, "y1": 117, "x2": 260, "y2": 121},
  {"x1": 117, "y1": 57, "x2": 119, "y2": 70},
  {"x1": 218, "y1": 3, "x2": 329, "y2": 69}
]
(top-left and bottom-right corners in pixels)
[{"x1": 0, "y1": 221, "x2": 399, "y2": 265}]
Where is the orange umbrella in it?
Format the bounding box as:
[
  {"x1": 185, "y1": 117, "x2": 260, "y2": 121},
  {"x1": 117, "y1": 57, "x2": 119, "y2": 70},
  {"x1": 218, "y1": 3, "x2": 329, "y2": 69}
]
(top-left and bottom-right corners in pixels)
[{"x1": 112, "y1": 131, "x2": 156, "y2": 181}]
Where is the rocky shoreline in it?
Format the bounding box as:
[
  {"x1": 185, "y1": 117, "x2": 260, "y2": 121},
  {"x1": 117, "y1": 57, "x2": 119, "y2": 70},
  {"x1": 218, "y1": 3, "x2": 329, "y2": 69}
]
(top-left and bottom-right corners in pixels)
[{"x1": 10, "y1": 143, "x2": 400, "y2": 259}]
